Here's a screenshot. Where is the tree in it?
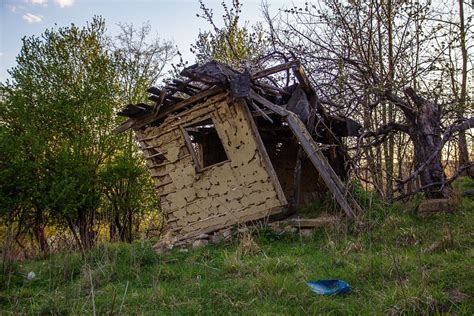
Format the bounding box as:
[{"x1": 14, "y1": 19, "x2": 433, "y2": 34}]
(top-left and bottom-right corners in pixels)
[
  {"x1": 0, "y1": 17, "x2": 175, "y2": 251},
  {"x1": 106, "y1": 23, "x2": 175, "y2": 242},
  {"x1": 1, "y1": 17, "x2": 118, "y2": 251},
  {"x1": 269, "y1": 0, "x2": 473, "y2": 199},
  {"x1": 191, "y1": 0, "x2": 268, "y2": 69}
]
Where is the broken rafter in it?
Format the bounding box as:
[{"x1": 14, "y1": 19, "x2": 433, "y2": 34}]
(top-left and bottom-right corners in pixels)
[
  {"x1": 249, "y1": 90, "x2": 288, "y2": 116},
  {"x1": 248, "y1": 99, "x2": 274, "y2": 123},
  {"x1": 285, "y1": 113, "x2": 361, "y2": 218},
  {"x1": 153, "y1": 88, "x2": 167, "y2": 113},
  {"x1": 252, "y1": 60, "x2": 298, "y2": 79}
]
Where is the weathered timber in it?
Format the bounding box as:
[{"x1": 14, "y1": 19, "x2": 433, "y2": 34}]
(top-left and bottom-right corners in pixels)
[
  {"x1": 249, "y1": 90, "x2": 288, "y2": 116},
  {"x1": 248, "y1": 99, "x2": 274, "y2": 123},
  {"x1": 239, "y1": 99, "x2": 287, "y2": 206},
  {"x1": 153, "y1": 87, "x2": 167, "y2": 113},
  {"x1": 252, "y1": 60, "x2": 298, "y2": 79},
  {"x1": 285, "y1": 113, "x2": 361, "y2": 218}
]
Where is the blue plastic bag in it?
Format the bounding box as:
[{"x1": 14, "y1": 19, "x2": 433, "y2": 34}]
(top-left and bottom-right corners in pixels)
[{"x1": 307, "y1": 279, "x2": 351, "y2": 295}]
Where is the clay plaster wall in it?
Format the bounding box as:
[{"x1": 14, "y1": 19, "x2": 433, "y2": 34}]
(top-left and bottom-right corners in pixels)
[{"x1": 135, "y1": 93, "x2": 286, "y2": 240}]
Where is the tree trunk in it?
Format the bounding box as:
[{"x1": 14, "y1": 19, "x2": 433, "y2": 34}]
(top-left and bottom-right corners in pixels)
[
  {"x1": 33, "y1": 208, "x2": 49, "y2": 253},
  {"x1": 34, "y1": 225, "x2": 49, "y2": 254},
  {"x1": 405, "y1": 88, "x2": 452, "y2": 198},
  {"x1": 456, "y1": 0, "x2": 471, "y2": 177},
  {"x1": 77, "y1": 208, "x2": 95, "y2": 250}
]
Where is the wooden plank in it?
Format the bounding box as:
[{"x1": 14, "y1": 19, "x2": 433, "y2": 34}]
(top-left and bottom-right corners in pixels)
[
  {"x1": 143, "y1": 152, "x2": 167, "y2": 160},
  {"x1": 248, "y1": 99, "x2": 274, "y2": 123},
  {"x1": 285, "y1": 113, "x2": 360, "y2": 218},
  {"x1": 251, "y1": 60, "x2": 298, "y2": 79},
  {"x1": 153, "y1": 87, "x2": 167, "y2": 113},
  {"x1": 292, "y1": 108, "x2": 317, "y2": 211},
  {"x1": 291, "y1": 148, "x2": 304, "y2": 211},
  {"x1": 292, "y1": 63, "x2": 330, "y2": 120},
  {"x1": 179, "y1": 125, "x2": 203, "y2": 171},
  {"x1": 114, "y1": 119, "x2": 136, "y2": 134},
  {"x1": 238, "y1": 99, "x2": 288, "y2": 207},
  {"x1": 249, "y1": 90, "x2": 288, "y2": 116}
]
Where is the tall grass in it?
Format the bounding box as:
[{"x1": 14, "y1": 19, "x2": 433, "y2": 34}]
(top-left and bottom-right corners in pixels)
[{"x1": 1, "y1": 178, "x2": 473, "y2": 314}]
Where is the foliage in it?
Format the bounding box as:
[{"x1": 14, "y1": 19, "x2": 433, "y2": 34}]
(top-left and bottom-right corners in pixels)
[
  {"x1": 1, "y1": 183, "x2": 473, "y2": 314},
  {"x1": 0, "y1": 16, "x2": 167, "y2": 253},
  {"x1": 191, "y1": 0, "x2": 268, "y2": 69}
]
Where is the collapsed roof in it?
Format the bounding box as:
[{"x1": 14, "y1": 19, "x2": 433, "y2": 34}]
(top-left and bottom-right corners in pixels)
[{"x1": 115, "y1": 60, "x2": 362, "y2": 232}]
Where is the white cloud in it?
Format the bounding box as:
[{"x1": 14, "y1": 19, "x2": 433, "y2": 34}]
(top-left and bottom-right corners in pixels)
[
  {"x1": 55, "y1": 0, "x2": 74, "y2": 8},
  {"x1": 8, "y1": 5, "x2": 17, "y2": 12},
  {"x1": 0, "y1": 52, "x2": 4, "y2": 57},
  {"x1": 30, "y1": 0, "x2": 48, "y2": 5},
  {"x1": 22, "y1": 13, "x2": 43, "y2": 23}
]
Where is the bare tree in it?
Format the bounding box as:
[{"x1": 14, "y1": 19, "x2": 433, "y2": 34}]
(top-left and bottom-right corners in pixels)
[{"x1": 266, "y1": 0, "x2": 473, "y2": 199}]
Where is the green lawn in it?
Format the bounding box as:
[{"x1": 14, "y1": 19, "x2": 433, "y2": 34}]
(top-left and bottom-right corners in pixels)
[{"x1": 2, "y1": 179, "x2": 473, "y2": 315}]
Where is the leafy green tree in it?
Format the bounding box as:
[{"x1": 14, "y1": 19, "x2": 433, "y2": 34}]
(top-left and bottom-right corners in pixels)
[
  {"x1": 1, "y1": 17, "x2": 173, "y2": 252},
  {"x1": 1, "y1": 17, "x2": 118, "y2": 251}
]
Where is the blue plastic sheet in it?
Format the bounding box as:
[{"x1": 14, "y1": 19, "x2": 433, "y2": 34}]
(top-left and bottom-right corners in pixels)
[{"x1": 307, "y1": 279, "x2": 351, "y2": 295}]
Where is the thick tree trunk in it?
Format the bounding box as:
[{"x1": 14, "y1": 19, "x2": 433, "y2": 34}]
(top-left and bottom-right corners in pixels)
[
  {"x1": 405, "y1": 88, "x2": 452, "y2": 199},
  {"x1": 410, "y1": 132, "x2": 451, "y2": 198}
]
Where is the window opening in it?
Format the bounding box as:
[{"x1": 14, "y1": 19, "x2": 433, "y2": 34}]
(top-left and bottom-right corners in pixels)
[{"x1": 183, "y1": 118, "x2": 228, "y2": 170}]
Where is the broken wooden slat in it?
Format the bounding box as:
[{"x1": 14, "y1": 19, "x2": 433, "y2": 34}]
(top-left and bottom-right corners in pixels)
[
  {"x1": 252, "y1": 60, "x2": 298, "y2": 79},
  {"x1": 248, "y1": 99, "x2": 274, "y2": 123},
  {"x1": 285, "y1": 112, "x2": 361, "y2": 218},
  {"x1": 153, "y1": 88, "x2": 167, "y2": 113},
  {"x1": 249, "y1": 90, "x2": 288, "y2": 116},
  {"x1": 180, "y1": 125, "x2": 203, "y2": 171},
  {"x1": 238, "y1": 99, "x2": 287, "y2": 206},
  {"x1": 143, "y1": 152, "x2": 167, "y2": 160}
]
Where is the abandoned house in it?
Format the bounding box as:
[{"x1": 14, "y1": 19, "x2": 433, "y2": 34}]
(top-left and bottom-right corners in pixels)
[{"x1": 115, "y1": 60, "x2": 362, "y2": 246}]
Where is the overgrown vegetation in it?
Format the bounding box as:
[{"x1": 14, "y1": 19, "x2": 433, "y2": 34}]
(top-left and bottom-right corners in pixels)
[
  {"x1": 1, "y1": 178, "x2": 472, "y2": 314},
  {"x1": 0, "y1": 17, "x2": 173, "y2": 255}
]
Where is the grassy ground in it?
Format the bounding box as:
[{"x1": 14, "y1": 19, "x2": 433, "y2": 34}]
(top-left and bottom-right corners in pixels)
[{"x1": 1, "y1": 178, "x2": 473, "y2": 315}]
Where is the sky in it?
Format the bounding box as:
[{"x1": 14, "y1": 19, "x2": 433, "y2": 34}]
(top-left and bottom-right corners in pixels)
[{"x1": 0, "y1": 0, "x2": 299, "y2": 82}]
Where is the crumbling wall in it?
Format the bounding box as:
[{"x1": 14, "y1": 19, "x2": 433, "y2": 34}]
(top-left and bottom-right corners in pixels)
[{"x1": 135, "y1": 93, "x2": 286, "y2": 241}]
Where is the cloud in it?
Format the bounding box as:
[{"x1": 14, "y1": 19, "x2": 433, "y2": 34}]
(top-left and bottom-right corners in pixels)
[
  {"x1": 8, "y1": 5, "x2": 17, "y2": 12},
  {"x1": 55, "y1": 0, "x2": 74, "y2": 8},
  {"x1": 30, "y1": 0, "x2": 48, "y2": 5},
  {"x1": 22, "y1": 13, "x2": 43, "y2": 23}
]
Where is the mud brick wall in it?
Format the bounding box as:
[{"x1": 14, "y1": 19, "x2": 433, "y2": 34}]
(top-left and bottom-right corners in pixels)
[{"x1": 135, "y1": 93, "x2": 286, "y2": 240}]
